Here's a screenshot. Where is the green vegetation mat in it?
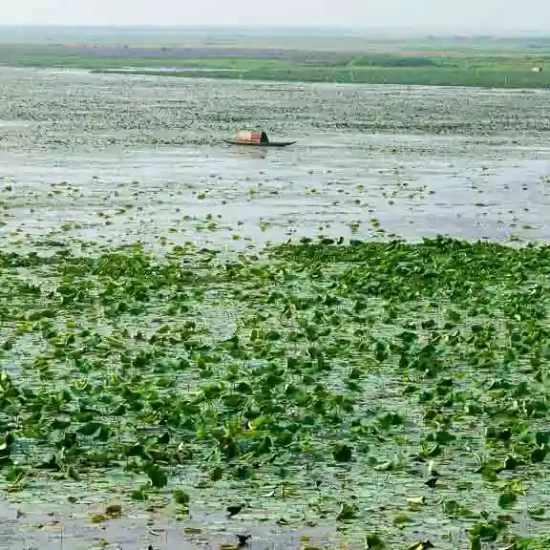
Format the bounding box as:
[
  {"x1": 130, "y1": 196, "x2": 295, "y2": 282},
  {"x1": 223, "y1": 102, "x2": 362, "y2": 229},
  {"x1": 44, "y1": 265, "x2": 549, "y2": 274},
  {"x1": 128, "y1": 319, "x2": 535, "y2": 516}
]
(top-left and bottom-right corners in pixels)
[
  {"x1": 94, "y1": 65, "x2": 550, "y2": 88},
  {"x1": 2, "y1": 237, "x2": 550, "y2": 548}
]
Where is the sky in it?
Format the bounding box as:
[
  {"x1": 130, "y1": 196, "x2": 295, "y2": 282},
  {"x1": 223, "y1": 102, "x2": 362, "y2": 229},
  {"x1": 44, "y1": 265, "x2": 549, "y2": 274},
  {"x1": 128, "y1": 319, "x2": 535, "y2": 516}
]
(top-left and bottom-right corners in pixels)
[{"x1": 0, "y1": 0, "x2": 548, "y2": 32}]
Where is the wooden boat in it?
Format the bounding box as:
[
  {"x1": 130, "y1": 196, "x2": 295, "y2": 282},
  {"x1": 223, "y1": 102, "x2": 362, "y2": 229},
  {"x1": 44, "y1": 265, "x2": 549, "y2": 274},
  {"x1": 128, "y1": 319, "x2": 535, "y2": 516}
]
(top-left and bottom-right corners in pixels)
[
  {"x1": 225, "y1": 130, "x2": 296, "y2": 148},
  {"x1": 224, "y1": 139, "x2": 296, "y2": 147}
]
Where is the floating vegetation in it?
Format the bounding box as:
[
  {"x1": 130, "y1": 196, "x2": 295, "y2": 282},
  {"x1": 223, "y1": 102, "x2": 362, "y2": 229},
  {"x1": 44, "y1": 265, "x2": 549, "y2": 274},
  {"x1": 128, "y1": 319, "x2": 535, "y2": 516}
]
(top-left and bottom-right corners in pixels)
[{"x1": 1, "y1": 236, "x2": 550, "y2": 548}]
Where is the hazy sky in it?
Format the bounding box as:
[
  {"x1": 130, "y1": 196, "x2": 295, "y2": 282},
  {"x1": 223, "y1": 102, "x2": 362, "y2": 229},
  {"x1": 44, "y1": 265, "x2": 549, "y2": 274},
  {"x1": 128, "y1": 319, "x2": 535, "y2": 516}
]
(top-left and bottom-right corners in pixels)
[{"x1": 0, "y1": 0, "x2": 548, "y2": 31}]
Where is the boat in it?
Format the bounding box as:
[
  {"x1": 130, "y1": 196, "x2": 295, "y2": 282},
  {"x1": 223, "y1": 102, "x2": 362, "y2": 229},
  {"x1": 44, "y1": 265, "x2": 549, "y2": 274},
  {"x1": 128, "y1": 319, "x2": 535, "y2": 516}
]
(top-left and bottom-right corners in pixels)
[{"x1": 224, "y1": 130, "x2": 296, "y2": 148}]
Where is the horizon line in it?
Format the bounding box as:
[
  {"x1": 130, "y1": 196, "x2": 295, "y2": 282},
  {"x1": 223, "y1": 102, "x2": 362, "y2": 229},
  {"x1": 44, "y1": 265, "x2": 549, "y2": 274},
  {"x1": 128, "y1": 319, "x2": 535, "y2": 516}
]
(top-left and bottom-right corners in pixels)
[{"x1": 0, "y1": 23, "x2": 549, "y2": 36}]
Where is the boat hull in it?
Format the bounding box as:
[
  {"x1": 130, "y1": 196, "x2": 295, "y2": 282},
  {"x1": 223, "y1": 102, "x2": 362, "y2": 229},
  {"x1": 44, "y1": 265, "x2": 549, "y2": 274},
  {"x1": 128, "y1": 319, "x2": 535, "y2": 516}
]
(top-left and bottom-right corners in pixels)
[{"x1": 224, "y1": 140, "x2": 296, "y2": 147}]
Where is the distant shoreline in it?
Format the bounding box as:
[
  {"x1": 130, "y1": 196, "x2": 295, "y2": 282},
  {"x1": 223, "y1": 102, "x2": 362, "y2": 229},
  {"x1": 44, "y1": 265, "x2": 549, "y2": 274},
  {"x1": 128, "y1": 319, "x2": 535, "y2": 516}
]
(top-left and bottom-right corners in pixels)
[{"x1": 1, "y1": 36, "x2": 550, "y2": 89}]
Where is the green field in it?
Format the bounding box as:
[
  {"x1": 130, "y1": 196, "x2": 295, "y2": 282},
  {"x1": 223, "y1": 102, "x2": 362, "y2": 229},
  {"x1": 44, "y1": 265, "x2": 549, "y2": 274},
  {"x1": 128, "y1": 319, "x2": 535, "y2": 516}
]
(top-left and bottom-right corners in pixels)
[{"x1": 1, "y1": 27, "x2": 550, "y2": 88}]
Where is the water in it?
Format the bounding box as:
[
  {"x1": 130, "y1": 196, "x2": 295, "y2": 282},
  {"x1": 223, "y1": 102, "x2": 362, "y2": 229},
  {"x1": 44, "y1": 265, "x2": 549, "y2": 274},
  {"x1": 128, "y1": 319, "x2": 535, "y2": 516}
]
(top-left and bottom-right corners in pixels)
[
  {"x1": 1, "y1": 139, "x2": 550, "y2": 251},
  {"x1": 1, "y1": 66, "x2": 550, "y2": 548}
]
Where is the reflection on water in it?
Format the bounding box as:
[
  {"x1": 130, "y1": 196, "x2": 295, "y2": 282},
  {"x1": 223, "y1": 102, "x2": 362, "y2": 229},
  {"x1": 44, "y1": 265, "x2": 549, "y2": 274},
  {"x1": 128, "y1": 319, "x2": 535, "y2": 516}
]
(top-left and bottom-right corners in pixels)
[{"x1": 230, "y1": 146, "x2": 268, "y2": 160}]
